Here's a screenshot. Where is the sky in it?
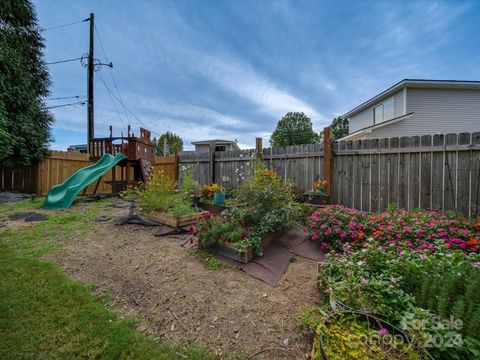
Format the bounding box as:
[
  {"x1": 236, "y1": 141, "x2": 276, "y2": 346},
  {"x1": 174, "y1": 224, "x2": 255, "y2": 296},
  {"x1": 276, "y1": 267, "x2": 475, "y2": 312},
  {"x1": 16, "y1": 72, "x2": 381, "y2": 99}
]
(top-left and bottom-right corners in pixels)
[{"x1": 34, "y1": 0, "x2": 480, "y2": 151}]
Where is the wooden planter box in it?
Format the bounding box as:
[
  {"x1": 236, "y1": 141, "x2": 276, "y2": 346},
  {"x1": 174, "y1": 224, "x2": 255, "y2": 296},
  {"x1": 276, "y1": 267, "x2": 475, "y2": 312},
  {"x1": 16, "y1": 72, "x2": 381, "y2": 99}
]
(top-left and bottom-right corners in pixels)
[
  {"x1": 207, "y1": 230, "x2": 285, "y2": 264},
  {"x1": 198, "y1": 201, "x2": 233, "y2": 214},
  {"x1": 148, "y1": 210, "x2": 208, "y2": 227},
  {"x1": 303, "y1": 193, "x2": 328, "y2": 206}
]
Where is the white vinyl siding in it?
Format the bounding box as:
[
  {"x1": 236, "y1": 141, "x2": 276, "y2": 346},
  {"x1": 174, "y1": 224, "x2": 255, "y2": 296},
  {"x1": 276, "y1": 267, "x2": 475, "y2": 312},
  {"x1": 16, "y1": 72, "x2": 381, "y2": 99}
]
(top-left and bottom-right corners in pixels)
[
  {"x1": 348, "y1": 89, "x2": 405, "y2": 133},
  {"x1": 364, "y1": 88, "x2": 480, "y2": 138}
]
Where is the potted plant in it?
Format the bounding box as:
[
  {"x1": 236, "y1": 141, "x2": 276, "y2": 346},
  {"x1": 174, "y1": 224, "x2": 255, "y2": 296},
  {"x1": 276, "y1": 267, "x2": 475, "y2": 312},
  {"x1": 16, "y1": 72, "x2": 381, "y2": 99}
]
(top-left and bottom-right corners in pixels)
[
  {"x1": 304, "y1": 179, "x2": 328, "y2": 206},
  {"x1": 198, "y1": 183, "x2": 234, "y2": 214},
  {"x1": 312, "y1": 311, "x2": 430, "y2": 360}
]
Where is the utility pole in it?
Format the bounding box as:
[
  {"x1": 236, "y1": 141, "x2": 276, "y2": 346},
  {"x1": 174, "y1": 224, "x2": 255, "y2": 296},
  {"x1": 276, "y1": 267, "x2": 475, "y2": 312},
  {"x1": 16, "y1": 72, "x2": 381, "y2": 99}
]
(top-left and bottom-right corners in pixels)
[{"x1": 87, "y1": 13, "x2": 94, "y2": 154}]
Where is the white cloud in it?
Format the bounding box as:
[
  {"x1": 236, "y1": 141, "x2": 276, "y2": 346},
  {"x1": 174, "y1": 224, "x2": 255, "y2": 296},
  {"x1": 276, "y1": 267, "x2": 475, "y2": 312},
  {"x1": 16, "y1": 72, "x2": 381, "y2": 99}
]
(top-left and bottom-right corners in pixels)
[{"x1": 196, "y1": 54, "x2": 324, "y2": 121}]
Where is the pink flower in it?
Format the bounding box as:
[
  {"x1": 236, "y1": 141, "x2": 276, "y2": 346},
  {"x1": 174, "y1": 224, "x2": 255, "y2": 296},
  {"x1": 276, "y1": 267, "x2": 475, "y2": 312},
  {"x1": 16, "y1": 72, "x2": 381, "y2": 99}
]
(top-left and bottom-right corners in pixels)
[
  {"x1": 361, "y1": 278, "x2": 369, "y2": 285},
  {"x1": 378, "y1": 328, "x2": 388, "y2": 335}
]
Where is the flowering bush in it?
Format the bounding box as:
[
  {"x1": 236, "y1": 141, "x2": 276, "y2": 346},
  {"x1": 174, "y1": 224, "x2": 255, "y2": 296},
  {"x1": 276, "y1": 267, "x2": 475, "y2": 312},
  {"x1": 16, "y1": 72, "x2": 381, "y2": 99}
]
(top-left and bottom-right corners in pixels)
[
  {"x1": 306, "y1": 205, "x2": 480, "y2": 255},
  {"x1": 306, "y1": 205, "x2": 367, "y2": 251},
  {"x1": 370, "y1": 209, "x2": 479, "y2": 254}
]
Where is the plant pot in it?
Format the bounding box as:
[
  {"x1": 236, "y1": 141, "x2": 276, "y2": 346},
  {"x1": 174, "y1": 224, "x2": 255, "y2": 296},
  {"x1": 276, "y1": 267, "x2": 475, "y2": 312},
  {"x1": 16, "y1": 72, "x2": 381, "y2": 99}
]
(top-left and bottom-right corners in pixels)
[
  {"x1": 303, "y1": 193, "x2": 328, "y2": 206},
  {"x1": 317, "y1": 299, "x2": 435, "y2": 360},
  {"x1": 214, "y1": 191, "x2": 225, "y2": 205},
  {"x1": 147, "y1": 210, "x2": 208, "y2": 228},
  {"x1": 316, "y1": 311, "x2": 431, "y2": 360}
]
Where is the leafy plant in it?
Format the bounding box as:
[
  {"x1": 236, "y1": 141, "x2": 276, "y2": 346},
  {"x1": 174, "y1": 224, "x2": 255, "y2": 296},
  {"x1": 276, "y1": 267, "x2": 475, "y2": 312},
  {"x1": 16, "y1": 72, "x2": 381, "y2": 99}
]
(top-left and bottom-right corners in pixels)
[
  {"x1": 153, "y1": 131, "x2": 183, "y2": 156},
  {"x1": 192, "y1": 162, "x2": 305, "y2": 254},
  {"x1": 316, "y1": 246, "x2": 480, "y2": 359},
  {"x1": 312, "y1": 312, "x2": 424, "y2": 360},
  {"x1": 270, "y1": 112, "x2": 320, "y2": 147},
  {"x1": 192, "y1": 211, "x2": 249, "y2": 247},
  {"x1": 138, "y1": 170, "x2": 196, "y2": 216}
]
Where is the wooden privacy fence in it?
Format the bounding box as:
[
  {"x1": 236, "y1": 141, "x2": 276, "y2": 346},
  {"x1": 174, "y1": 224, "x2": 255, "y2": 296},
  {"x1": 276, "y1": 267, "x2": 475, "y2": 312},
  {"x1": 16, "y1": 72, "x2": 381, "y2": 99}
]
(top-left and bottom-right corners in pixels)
[
  {"x1": 179, "y1": 144, "x2": 325, "y2": 191},
  {"x1": 3, "y1": 131, "x2": 480, "y2": 217},
  {"x1": 151, "y1": 155, "x2": 178, "y2": 181},
  {"x1": 1, "y1": 152, "x2": 177, "y2": 196},
  {"x1": 332, "y1": 132, "x2": 480, "y2": 218},
  {"x1": 179, "y1": 131, "x2": 480, "y2": 217}
]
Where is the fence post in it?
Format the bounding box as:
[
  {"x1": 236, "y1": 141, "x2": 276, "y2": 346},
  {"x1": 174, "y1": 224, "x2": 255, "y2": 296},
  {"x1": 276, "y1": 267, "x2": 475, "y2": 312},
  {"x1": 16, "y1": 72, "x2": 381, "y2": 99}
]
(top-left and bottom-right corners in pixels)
[
  {"x1": 323, "y1": 127, "x2": 333, "y2": 203},
  {"x1": 256, "y1": 137, "x2": 263, "y2": 160},
  {"x1": 174, "y1": 150, "x2": 179, "y2": 181},
  {"x1": 209, "y1": 142, "x2": 215, "y2": 184}
]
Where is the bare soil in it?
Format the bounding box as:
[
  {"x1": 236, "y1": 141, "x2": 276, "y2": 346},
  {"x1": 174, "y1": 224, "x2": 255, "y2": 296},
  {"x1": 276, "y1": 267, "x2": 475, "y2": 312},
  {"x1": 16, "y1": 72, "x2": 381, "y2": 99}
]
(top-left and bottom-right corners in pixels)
[{"x1": 47, "y1": 208, "x2": 321, "y2": 359}]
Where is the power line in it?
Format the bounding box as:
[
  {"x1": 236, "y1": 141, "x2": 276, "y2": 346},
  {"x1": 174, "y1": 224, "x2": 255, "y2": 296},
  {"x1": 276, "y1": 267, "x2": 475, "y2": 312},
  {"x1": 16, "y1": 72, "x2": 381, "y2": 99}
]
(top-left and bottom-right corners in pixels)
[
  {"x1": 46, "y1": 101, "x2": 86, "y2": 110},
  {"x1": 46, "y1": 57, "x2": 81, "y2": 65},
  {"x1": 94, "y1": 25, "x2": 128, "y2": 126},
  {"x1": 94, "y1": 25, "x2": 130, "y2": 130},
  {"x1": 95, "y1": 71, "x2": 160, "y2": 135},
  {"x1": 43, "y1": 18, "x2": 89, "y2": 31},
  {"x1": 95, "y1": 71, "x2": 127, "y2": 132},
  {"x1": 47, "y1": 95, "x2": 85, "y2": 101}
]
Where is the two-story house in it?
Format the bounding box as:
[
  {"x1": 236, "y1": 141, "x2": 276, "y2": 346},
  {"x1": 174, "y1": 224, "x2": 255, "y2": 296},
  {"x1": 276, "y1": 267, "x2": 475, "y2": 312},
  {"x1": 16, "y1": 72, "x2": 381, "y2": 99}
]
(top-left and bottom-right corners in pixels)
[{"x1": 340, "y1": 79, "x2": 480, "y2": 140}]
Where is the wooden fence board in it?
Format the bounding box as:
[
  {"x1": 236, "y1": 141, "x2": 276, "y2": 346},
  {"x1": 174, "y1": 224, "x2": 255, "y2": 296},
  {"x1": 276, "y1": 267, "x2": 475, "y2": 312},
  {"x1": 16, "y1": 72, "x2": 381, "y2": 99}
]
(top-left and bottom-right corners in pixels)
[
  {"x1": 370, "y1": 139, "x2": 379, "y2": 212},
  {"x1": 457, "y1": 133, "x2": 471, "y2": 217},
  {"x1": 444, "y1": 133, "x2": 457, "y2": 212},
  {"x1": 379, "y1": 138, "x2": 389, "y2": 211},
  {"x1": 398, "y1": 136, "x2": 410, "y2": 209},
  {"x1": 432, "y1": 134, "x2": 444, "y2": 211},
  {"x1": 420, "y1": 135, "x2": 432, "y2": 210},
  {"x1": 471, "y1": 132, "x2": 480, "y2": 218},
  {"x1": 409, "y1": 136, "x2": 420, "y2": 209}
]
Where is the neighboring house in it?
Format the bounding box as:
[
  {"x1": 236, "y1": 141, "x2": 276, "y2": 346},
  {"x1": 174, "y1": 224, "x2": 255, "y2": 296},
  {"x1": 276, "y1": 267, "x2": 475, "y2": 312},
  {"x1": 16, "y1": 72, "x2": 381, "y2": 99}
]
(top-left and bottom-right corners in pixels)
[
  {"x1": 340, "y1": 79, "x2": 480, "y2": 141},
  {"x1": 191, "y1": 139, "x2": 240, "y2": 153},
  {"x1": 67, "y1": 144, "x2": 88, "y2": 153}
]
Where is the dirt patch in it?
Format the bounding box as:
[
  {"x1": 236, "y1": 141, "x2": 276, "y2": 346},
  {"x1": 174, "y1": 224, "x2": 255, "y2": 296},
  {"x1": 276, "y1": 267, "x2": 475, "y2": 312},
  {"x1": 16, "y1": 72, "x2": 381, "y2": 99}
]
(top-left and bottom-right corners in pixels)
[{"x1": 47, "y1": 220, "x2": 320, "y2": 359}]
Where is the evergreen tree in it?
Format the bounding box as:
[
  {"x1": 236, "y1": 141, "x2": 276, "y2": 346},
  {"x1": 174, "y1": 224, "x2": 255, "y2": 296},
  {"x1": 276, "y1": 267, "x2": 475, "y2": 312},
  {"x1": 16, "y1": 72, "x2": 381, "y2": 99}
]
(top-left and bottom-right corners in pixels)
[{"x1": 0, "y1": 0, "x2": 53, "y2": 167}]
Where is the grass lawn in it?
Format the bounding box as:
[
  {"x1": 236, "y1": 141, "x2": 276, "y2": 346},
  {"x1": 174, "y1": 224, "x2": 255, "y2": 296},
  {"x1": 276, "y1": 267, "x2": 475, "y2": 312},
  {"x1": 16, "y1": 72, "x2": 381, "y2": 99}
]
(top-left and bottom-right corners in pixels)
[{"x1": 0, "y1": 199, "x2": 218, "y2": 360}]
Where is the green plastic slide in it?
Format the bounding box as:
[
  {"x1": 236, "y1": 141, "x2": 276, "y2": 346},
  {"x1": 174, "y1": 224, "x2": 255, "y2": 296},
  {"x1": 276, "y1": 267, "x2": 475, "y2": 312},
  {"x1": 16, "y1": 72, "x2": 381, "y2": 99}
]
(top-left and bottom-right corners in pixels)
[{"x1": 43, "y1": 153, "x2": 126, "y2": 209}]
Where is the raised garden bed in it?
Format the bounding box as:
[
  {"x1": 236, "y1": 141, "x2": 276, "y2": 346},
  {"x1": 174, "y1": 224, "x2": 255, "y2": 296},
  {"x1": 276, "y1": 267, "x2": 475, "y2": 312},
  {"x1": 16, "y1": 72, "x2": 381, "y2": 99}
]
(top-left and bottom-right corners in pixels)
[
  {"x1": 197, "y1": 202, "x2": 233, "y2": 215},
  {"x1": 148, "y1": 211, "x2": 208, "y2": 228},
  {"x1": 206, "y1": 230, "x2": 285, "y2": 264}
]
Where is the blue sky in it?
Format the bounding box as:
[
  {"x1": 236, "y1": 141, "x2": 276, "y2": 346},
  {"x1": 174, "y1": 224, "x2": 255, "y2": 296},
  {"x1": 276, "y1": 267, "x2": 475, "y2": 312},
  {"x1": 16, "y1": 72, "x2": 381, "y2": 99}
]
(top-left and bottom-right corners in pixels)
[{"x1": 35, "y1": 0, "x2": 480, "y2": 150}]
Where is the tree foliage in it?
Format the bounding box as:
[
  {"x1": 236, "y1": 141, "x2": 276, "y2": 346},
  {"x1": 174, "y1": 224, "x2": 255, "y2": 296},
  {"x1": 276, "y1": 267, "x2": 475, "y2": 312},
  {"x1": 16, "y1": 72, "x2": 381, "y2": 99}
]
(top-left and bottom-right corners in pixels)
[
  {"x1": 270, "y1": 112, "x2": 320, "y2": 147},
  {"x1": 154, "y1": 132, "x2": 183, "y2": 156},
  {"x1": 0, "y1": 0, "x2": 53, "y2": 167},
  {"x1": 330, "y1": 116, "x2": 349, "y2": 139}
]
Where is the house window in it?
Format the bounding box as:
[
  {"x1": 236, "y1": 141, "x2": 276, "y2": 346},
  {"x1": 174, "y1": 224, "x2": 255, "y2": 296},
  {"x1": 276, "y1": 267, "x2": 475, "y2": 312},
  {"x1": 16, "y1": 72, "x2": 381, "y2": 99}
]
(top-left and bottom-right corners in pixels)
[
  {"x1": 215, "y1": 145, "x2": 227, "y2": 152},
  {"x1": 373, "y1": 98, "x2": 394, "y2": 124}
]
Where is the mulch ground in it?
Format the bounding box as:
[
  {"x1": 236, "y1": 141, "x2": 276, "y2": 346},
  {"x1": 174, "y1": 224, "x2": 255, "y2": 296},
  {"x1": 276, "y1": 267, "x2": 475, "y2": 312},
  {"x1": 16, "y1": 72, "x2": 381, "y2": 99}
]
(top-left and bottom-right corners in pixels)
[{"x1": 44, "y1": 209, "x2": 321, "y2": 359}]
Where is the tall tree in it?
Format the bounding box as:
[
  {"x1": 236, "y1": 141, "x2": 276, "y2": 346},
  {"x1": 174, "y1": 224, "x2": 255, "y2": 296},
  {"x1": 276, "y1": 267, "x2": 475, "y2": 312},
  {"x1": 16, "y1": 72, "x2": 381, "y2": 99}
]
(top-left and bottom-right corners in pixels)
[
  {"x1": 330, "y1": 116, "x2": 349, "y2": 139},
  {"x1": 270, "y1": 112, "x2": 320, "y2": 147},
  {"x1": 0, "y1": 0, "x2": 53, "y2": 167},
  {"x1": 155, "y1": 131, "x2": 183, "y2": 156}
]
